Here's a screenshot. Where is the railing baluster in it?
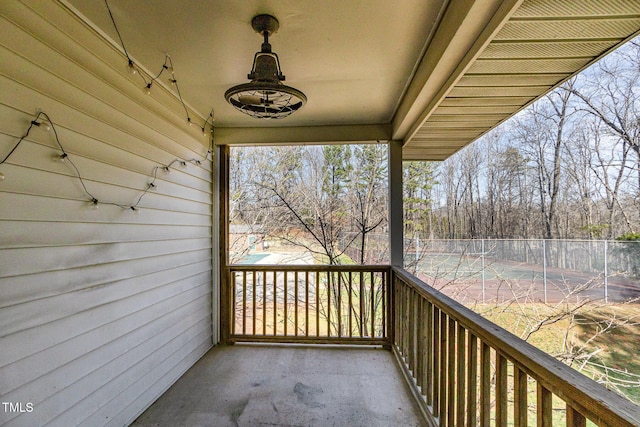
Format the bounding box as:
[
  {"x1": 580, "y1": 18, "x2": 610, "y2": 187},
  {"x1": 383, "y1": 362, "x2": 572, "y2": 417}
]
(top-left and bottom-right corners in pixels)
[
  {"x1": 414, "y1": 290, "x2": 420, "y2": 374},
  {"x1": 315, "y1": 270, "x2": 320, "y2": 337},
  {"x1": 370, "y1": 271, "x2": 375, "y2": 338},
  {"x1": 433, "y1": 306, "x2": 441, "y2": 419},
  {"x1": 425, "y1": 300, "x2": 433, "y2": 407},
  {"x1": 337, "y1": 272, "x2": 342, "y2": 337},
  {"x1": 338, "y1": 271, "x2": 343, "y2": 337},
  {"x1": 537, "y1": 383, "x2": 552, "y2": 427},
  {"x1": 456, "y1": 324, "x2": 466, "y2": 427},
  {"x1": 514, "y1": 366, "x2": 528, "y2": 427},
  {"x1": 242, "y1": 271, "x2": 247, "y2": 335},
  {"x1": 326, "y1": 271, "x2": 331, "y2": 337},
  {"x1": 396, "y1": 278, "x2": 403, "y2": 349},
  {"x1": 566, "y1": 405, "x2": 586, "y2": 427},
  {"x1": 294, "y1": 270, "x2": 299, "y2": 336},
  {"x1": 496, "y1": 353, "x2": 508, "y2": 427},
  {"x1": 263, "y1": 270, "x2": 267, "y2": 335},
  {"x1": 359, "y1": 271, "x2": 365, "y2": 337},
  {"x1": 467, "y1": 333, "x2": 478, "y2": 427},
  {"x1": 439, "y1": 311, "x2": 448, "y2": 426},
  {"x1": 232, "y1": 271, "x2": 237, "y2": 334},
  {"x1": 252, "y1": 270, "x2": 256, "y2": 335},
  {"x1": 448, "y1": 317, "x2": 456, "y2": 427},
  {"x1": 305, "y1": 271, "x2": 309, "y2": 337},
  {"x1": 408, "y1": 289, "x2": 415, "y2": 373},
  {"x1": 395, "y1": 278, "x2": 401, "y2": 346},
  {"x1": 348, "y1": 271, "x2": 353, "y2": 337},
  {"x1": 273, "y1": 270, "x2": 277, "y2": 336},
  {"x1": 284, "y1": 270, "x2": 288, "y2": 336},
  {"x1": 416, "y1": 297, "x2": 424, "y2": 392},
  {"x1": 381, "y1": 271, "x2": 386, "y2": 339},
  {"x1": 404, "y1": 283, "x2": 410, "y2": 357},
  {"x1": 480, "y1": 342, "x2": 491, "y2": 427}
]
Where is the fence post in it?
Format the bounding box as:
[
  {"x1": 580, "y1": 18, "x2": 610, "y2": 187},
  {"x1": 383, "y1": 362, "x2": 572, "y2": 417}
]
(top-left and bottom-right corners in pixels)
[
  {"x1": 481, "y1": 239, "x2": 486, "y2": 303},
  {"x1": 604, "y1": 240, "x2": 609, "y2": 304},
  {"x1": 542, "y1": 239, "x2": 547, "y2": 304}
]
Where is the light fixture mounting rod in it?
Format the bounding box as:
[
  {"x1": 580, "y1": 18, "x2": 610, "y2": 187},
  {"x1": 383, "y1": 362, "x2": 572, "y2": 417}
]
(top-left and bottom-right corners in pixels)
[{"x1": 251, "y1": 14, "x2": 279, "y2": 37}]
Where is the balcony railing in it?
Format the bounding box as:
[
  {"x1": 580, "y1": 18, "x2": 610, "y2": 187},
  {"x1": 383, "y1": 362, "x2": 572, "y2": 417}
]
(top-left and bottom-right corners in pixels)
[
  {"x1": 392, "y1": 268, "x2": 640, "y2": 427},
  {"x1": 227, "y1": 265, "x2": 389, "y2": 345},
  {"x1": 224, "y1": 264, "x2": 640, "y2": 426}
]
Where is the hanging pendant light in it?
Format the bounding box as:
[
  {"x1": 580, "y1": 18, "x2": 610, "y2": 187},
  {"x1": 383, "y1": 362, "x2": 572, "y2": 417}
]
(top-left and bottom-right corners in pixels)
[{"x1": 225, "y1": 14, "x2": 306, "y2": 119}]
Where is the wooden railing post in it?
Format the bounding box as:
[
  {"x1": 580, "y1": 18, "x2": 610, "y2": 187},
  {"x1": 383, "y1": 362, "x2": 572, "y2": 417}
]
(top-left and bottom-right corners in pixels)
[
  {"x1": 386, "y1": 267, "x2": 394, "y2": 349},
  {"x1": 219, "y1": 144, "x2": 231, "y2": 344}
]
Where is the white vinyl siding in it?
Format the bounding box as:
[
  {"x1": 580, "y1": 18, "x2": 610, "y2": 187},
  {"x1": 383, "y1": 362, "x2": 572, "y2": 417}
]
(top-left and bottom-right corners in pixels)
[{"x1": 0, "y1": 1, "x2": 214, "y2": 426}]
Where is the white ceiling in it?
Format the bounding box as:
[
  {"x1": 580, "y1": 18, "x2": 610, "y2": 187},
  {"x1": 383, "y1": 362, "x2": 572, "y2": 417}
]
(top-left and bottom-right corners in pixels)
[
  {"x1": 65, "y1": 0, "x2": 446, "y2": 126},
  {"x1": 65, "y1": 0, "x2": 640, "y2": 160}
]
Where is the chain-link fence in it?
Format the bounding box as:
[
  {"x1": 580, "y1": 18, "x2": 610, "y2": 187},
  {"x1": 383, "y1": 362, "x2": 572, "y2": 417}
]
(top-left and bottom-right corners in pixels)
[{"x1": 405, "y1": 238, "x2": 640, "y2": 304}]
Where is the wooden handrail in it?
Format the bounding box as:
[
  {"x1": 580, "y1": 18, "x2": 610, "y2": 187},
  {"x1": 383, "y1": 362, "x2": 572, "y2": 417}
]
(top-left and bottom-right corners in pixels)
[
  {"x1": 392, "y1": 266, "x2": 640, "y2": 427},
  {"x1": 228, "y1": 264, "x2": 390, "y2": 272}
]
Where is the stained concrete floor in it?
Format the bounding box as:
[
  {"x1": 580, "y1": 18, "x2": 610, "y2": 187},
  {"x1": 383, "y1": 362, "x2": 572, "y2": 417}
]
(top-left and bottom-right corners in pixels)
[{"x1": 131, "y1": 344, "x2": 425, "y2": 427}]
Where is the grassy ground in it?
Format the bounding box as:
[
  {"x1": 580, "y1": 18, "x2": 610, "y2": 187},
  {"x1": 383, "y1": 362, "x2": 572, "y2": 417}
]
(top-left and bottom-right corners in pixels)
[
  {"x1": 574, "y1": 305, "x2": 640, "y2": 404},
  {"x1": 476, "y1": 302, "x2": 640, "y2": 406}
]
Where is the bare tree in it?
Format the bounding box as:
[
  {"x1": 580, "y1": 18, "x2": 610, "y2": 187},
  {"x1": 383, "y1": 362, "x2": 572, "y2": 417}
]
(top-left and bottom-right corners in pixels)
[
  {"x1": 349, "y1": 144, "x2": 388, "y2": 264},
  {"x1": 567, "y1": 43, "x2": 640, "y2": 234}
]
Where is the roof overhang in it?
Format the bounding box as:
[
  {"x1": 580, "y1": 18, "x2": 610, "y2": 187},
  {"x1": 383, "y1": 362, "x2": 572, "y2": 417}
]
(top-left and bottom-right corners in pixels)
[{"x1": 65, "y1": 0, "x2": 640, "y2": 160}]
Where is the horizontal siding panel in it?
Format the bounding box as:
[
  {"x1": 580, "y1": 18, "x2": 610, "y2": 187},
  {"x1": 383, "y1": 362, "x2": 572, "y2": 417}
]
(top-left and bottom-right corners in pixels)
[
  {"x1": 0, "y1": 14, "x2": 209, "y2": 156},
  {"x1": 3, "y1": 290, "x2": 211, "y2": 426},
  {"x1": 0, "y1": 163, "x2": 211, "y2": 214},
  {"x1": 0, "y1": 190, "x2": 211, "y2": 226},
  {"x1": 0, "y1": 75, "x2": 211, "y2": 176},
  {"x1": 0, "y1": 2, "x2": 211, "y2": 149},
  {"x1": 113, "y1": 339, "x2": 212, "y2": 427},
  {"x1": 59, "y1": 322, "x2": 211, "y2": 427},
  {"x1": 1, "y1": 278, "x2": 211, "y2": 394},
  {"x1": 0, "y1": 134, "x2": 211, "y2": 203},
  {"x1": 0, "y1": 117, "x2": 212, "y2": 192},
  {"x1": 0, "y1": 237, "x2": 210, "y2": 278},
  {"x1": 0, "y1": 249, "x2": 211, "y2": 310},
  {"x1": 0, "y1": 275, "x2": 209, "y2": 335},
  {"x1": 0, "y1": 220, "x2": 209, "y2": 249},
  {"x1": 0, "y1": 51, "x2": 208, "y2": 168},
  {"x1": 2, "y1": 270, "x2": 210, "y2": 352}
]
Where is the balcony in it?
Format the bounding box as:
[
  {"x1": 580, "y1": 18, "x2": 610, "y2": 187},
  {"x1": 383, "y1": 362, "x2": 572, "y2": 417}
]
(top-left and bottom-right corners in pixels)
[
  {"x1": 131, "y1": 345, "x2": 424, "y2": 426},
  {"x1": 134, "y1": 265, "x2": 640, "y2": 426},
  {"x1": 3, "y1": 2, "x2": 640, "y2": 425}
]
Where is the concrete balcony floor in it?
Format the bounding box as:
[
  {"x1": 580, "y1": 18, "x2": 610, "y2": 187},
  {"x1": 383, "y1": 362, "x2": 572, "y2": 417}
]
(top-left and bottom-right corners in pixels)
[{"x1": 131, "y1": 344, "x2": 424, "y2": 426}]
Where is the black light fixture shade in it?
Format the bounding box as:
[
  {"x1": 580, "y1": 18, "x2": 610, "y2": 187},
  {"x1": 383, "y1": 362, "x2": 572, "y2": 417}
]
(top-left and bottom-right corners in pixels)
[{"x1": 225, "y1": 14, "x2": 306, "y2": 119}]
